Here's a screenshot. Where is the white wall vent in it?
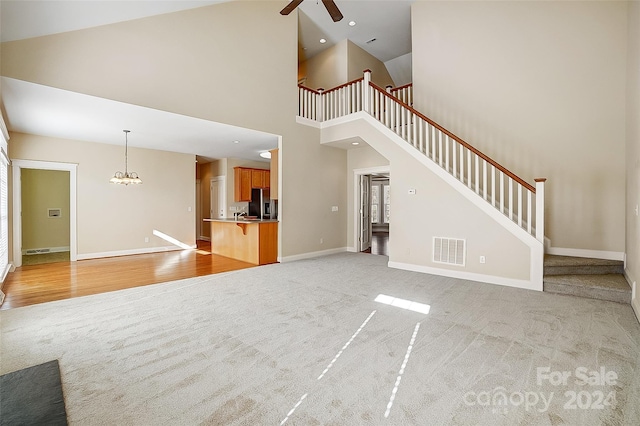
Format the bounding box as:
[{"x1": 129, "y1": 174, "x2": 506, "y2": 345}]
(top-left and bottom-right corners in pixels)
[{"x1": 433, "y1": 237, "x2": 466, "y2": 267}]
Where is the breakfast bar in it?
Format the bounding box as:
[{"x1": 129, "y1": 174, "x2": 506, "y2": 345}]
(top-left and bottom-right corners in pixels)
[{"x1": 204, "y1": 218, "x2": 278, "y2": 265}]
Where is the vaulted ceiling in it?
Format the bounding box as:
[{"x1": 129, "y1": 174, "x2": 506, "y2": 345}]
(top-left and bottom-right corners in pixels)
[{"x1": 0, "y1": 1, "x2": 413, "y2": 161}]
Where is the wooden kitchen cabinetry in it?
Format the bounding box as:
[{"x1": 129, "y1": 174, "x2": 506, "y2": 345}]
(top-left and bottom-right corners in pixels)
[
  {"x1": 251, "y1": 169, "x2": 270, "y2": 189},
  {"x1": 234, "y1": 167, "x2": 270, "y2": 202},
  {"x1": 234, "y1": 167, "x2": 253, "y2": 202}
]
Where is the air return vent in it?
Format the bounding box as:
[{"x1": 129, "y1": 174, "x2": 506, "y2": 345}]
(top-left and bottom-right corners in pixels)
[{"x1": 433, "y1": 237, "x2": 466, "y2": 266}]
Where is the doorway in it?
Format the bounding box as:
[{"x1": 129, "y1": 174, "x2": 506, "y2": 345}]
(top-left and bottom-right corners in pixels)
[
  {"x1": 210, "y1": 177, "x2": 226, "y2": 220},
  {"x1": 12, "y1": 160, "x2": 78, "y2": 268},
  {"x1": 354, "y1": 166, "x2": 390, "y2": 257}
]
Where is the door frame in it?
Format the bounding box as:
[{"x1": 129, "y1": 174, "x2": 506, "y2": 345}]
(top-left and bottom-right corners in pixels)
[
  {"x1": 353, "y1": 166, "x2": 390, "y2": 253},
  {"x1": 12, "y1": 159, "x2": 78, "y2": 267},
  {"x1": 210, "y1": 176, "x2": 226, "y2": 219}
]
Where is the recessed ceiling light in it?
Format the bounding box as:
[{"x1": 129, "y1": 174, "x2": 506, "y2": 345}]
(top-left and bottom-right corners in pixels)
[
  {"x1": 351, "y1": 142, "x2": 360, "y2": 145},
  {"x1": 259, "y1": 151, "x2": 271, "y2": 159},
  {"x1": 349, "y1": 21, "x2": 356, "y2": 26},
  {"x1": 233, "y1": 140, "x2": 239, "y2": 144},
  {"x1": 320, "y1": 38, "x2": 327, "y2": 44}
]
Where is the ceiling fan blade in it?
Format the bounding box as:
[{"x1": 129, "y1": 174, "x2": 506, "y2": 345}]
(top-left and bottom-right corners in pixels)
[
  {"x1": 322, "y1": 0, "x2": 343, "y2": 22},
  {"x1": 280, "y1": 0, "x2": 304, "y2": 16}
]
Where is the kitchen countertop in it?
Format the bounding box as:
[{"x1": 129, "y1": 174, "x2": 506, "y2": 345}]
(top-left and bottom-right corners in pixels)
[{"x1": 203, "y1": 218, "x2": 279, "y2": 224}]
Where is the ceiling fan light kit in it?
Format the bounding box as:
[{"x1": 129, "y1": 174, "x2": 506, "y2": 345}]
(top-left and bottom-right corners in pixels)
[{"x1": 280, "y1": 0, "x2": 344, "y2": 22}]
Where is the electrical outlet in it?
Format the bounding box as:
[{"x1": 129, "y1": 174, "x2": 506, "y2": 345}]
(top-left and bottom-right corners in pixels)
[
  {"x1": 635, "y1": 204, "x2": 639, "y2": 216},
  {"x1": 331, "y1": 206, "x2": 338, "y2": 212},
  {"x1": 480, "y1": 256, "x2": 486, "y2": 264},
  {"x1": 145, "y1": 237, "x2": 149, "y2": 243},
  {"x1": 320, "y1": 238, "x2": 324, "y2": 244},
  {"x1": 188, "y1": 206, "x2": 192, "y2": 212},
  {"x1": 230, "y1": 206, "x2": 237, "y2": 212}
]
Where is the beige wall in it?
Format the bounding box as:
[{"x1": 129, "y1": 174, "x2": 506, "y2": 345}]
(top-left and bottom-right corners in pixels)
[
  {"x1": 1, "y1": 2, "x2": 348, "y2": 260},
  {"x1": 627, "y1": 0, "x2": 640, "y2": 316},
  {"x1": 301, "y1": 40, "x2": 348, "y2": 90},
  {"x1": 412, "y1": 1, "x2": 627, "y2": 255},
  {"x1": 21, "y1": 169, "x2": 70, "y2": 250},
  {"x1": 346, "y1": 40, "x2": 394, "y2": 89},
  {"x1": 301, "y1": 39, "x2": 394, "y2": 90},
  {"x1": 10, "y1": 132, "x2": 195, "y2": 257},
  {"x1": 325, "y1": 118, "x2": 532, "y2": 283}
]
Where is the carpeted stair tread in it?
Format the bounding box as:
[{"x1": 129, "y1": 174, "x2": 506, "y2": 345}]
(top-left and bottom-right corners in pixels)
[
  {"x1": 544, "y1": 255, "x2": 624, "y2": 276},
  {"x1": 543, "y1": 274, "x2": 631, "y2": 304}
]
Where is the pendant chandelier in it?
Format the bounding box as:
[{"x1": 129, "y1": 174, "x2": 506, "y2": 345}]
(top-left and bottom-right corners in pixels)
[{"x1": 110, "y1": 130, "x2": 142, "y2": 185}]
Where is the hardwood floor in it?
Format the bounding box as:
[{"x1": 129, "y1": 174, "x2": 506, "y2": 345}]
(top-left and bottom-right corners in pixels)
[
  {"x1": 362, "y1": 232, "x2": 389, "y2": 256},
  {"x1": 0, "y1": 241, "x2": 255, "y2": 310}
]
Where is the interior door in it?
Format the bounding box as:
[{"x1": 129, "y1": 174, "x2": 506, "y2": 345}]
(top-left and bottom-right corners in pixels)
[
  {"x1": 210, "y1": 178, "x2": 226, "y2": 219},
  {"x1": 360, "y1": 174, "x2": 372, "y2": 252}
]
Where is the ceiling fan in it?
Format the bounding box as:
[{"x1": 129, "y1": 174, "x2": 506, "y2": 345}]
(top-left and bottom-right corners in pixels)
[{"x1": 280, "y1": 0, "x2": 344, "y2": 22}]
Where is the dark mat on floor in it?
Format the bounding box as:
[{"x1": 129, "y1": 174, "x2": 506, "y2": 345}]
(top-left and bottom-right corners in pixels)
[{"x1": 0, "y1": 360, "x2": 68, "y2": 425}]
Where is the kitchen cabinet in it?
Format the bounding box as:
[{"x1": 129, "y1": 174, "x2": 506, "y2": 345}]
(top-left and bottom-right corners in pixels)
[
  {"x1": 251, "y1": 169, "x2": 270, "y2": 189},
  {"x1": 234, "y1": 167, "x2": 270, "y2": 202},
  {"x1": 206, "y1": 219, "x2": 278, "y2": 265},
  {"x1": 234, "y1": 167, "x2": 252, "y2": 202}
]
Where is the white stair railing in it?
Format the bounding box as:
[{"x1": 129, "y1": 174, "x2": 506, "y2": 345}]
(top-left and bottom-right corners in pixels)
[{"x1": 298, "y1": 71, "x2": 546, "y2": 241}]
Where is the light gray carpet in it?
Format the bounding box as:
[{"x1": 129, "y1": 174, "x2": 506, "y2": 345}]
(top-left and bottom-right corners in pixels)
[{"x1": 1, "y1": 253, "x2": 639, "y2": 425}]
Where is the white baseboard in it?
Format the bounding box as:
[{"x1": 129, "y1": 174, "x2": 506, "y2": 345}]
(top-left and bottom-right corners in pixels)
[
  {"x1": 76, "y1": 245, "x2": 197, "y2": 261},
  {"x1": 546, "y1": 246, "x2": 624, "y2": 261},
  {"x1": 388, "y1": 261, "x2": 542, "y2": 292},
  {"x1": 22, "y1": 246, "x2": 70, "y2": 255},
  {"x1": 281, "y1": 247, "x2": 348, "y2": 263}
]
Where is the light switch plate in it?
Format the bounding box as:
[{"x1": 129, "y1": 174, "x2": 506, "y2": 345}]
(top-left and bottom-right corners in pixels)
[
  {"x1": 408, "y1": 189, "x2": 416, "y2": 195},
  {"x1": 332, "y1": 206, "x2": 338, "y2": 212}
]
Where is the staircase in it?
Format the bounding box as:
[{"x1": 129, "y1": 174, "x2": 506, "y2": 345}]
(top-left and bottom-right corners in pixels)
[
  {"x1": 298, "y1": 70, "x2": 546, "y2": 243},
  {"x1": 298, "y1": 70, "x2": 547, "y2": 290},
  {"x1": 544, "y1": 255, "x2": 631, "y2": 303}
]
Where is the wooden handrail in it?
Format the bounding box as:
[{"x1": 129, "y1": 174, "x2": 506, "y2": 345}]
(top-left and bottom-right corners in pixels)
[
  {"x1": 298, "y1": 85, "x2": 321, "y2": 95},
  {"x1": 390, "y1": 83, "x2": 413, "y2": 92},
  {"x1": 369, "y1": 81, "x2": 535, "y2": 193},
  {"x1": 320, "y1": 77, "x2": 365, "y2": 95}
]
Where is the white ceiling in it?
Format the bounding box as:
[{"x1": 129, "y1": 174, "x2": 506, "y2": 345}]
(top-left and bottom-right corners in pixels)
[
  {"x1": 0, "y1": 0, "x2": 412, "y2": 159},
  {"x1": 1, "y1": 77, "x2": 277, "y2": 161}
]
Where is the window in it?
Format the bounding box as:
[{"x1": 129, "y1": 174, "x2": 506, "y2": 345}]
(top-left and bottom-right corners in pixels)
[
  {"x1": 371, "y1": 185, "x2": 379, "y2": 223},
  {"x1": 383, "y1": 184, "x2": 390, "y2": 223},
  {"x1": 371, "y1": 180, "x2": 390, "y2": 224}
]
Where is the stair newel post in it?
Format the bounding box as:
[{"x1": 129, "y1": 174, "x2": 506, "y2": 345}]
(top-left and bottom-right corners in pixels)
[
  {"x1": 535, "y1": 178, "x2": 547, "y2": 243},
  {"x1": 317, "y1": 88, "x2": 324, "y2": 122},
  {"x1": 363, "y1": 69, "x2": 372, "y2": 114}
]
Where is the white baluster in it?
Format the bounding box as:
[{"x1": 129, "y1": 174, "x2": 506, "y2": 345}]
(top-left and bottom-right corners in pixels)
[
  {"x1": 445, "y1": 136, "x2": 450, "y2": 172},
  {"x1": 499, "y1": 172, "x2": 504, "y2": 213},
  {"x1": 431, "y1": 126, "x2": 436, "y2": 161},
  {"x1": 527, "y1": 190, "x2": 532, "y2": 234},
  {"x1": 452, "y1": 141, "x2": 458, "y2": 178},
  {"x1": 491, "y1": 165, "x2": 496, "y2": 207},
  {"x1": 467, "y1": 149, "x2": 475, "y2": 188},
  {"x1": 483, "y1": 160, "x2": 488, "y2": 200},
  {"x1": 517, "y1": 184, "x2": 522, "y2": 227},
  {"x1": 535, "y1": 178, "x2": 546, "y2": 242},
  {"x1": 509, "y1": 178, "x2": 514, "y2": 221},
  {"x1": 363, "y1": 70, "x2": 371, "y2": 113},
  {"x1": 474, "y1": 155, "x2": 479, "y2": 193},
  {"x1": 438, "y1": 131, "x2": 443, "y2": 167}
]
